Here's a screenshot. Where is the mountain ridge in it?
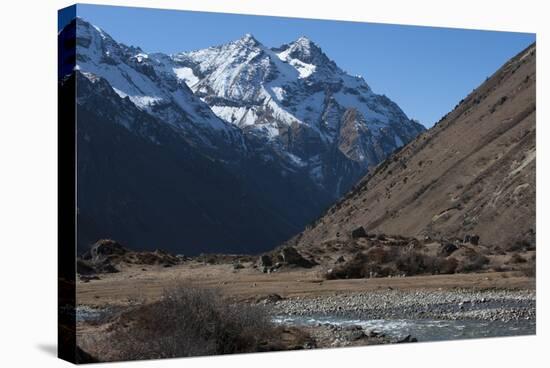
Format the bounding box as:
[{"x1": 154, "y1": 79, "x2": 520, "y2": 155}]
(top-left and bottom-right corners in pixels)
[
  {"x1": 61, "y1": 17, "x2": 427, "y2": 253},
  {"x1": 68, "y1": 17, "x2": 424, "y2": 198},
  {"x1": 289, "y1": 43, "x2": 536, "y2": 252},
  {"x1": 175, "y1": 31, "x2": 425, "y2": 196}
]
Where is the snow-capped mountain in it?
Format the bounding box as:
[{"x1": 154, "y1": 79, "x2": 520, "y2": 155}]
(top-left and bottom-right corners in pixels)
[
  {"x1": 70, "y1": 18, "x2": 423, "y2": 197},
  {"x1": 61, "y1": 17, "x2": 425, "y2": 253},
  {"x1": 67, "y1": 70, "x2": 330, "y2": 255},
  {"x1": 73, "y1": 17, "x2": 245, "y2": 155},
  {"x1": 172, "y1": 34, "x2": 425, "y2": 196}
]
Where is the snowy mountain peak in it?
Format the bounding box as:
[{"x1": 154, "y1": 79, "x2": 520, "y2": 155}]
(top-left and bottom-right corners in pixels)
[
  {"x1": 296, "y1": 35, "x2": 312, "y2": 44},
  {"x1": 68, "y1": 17, "x2": 243, "y2": 151},
  {"x1": 238, "y1": 33, "x2": 260, "y2": 46},
  {"x1": 66, "y1": 18, "x2": 425, "y2": 198},
  {"x1": 75, "y1": 17, "x2": 110, "y2": 43},
  {"x1": 281, "y1": 36, "x2": 332, "y2": 67},
  {"x1": 293, "y1": 36, "x2": 318, "y2": 52}
]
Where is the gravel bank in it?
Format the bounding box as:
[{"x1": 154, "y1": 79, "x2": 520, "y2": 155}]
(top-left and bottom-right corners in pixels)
[{"x1": 269, "y1": 289, "x2": 535, "y2": 322}]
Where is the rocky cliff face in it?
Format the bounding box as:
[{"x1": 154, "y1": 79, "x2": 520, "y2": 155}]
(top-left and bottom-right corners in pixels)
[{"x1": 291, "y1": 44, "x2": 536, "y2": 251}]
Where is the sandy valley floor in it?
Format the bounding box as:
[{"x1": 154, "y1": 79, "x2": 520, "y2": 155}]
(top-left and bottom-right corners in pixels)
[{"x1": 77, "y1": 261, "x2": 534, "y2": 307}]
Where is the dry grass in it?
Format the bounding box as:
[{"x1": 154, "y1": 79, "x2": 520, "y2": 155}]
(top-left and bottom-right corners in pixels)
[{"x1": 82, "y1": 287, "x2": 276, "y2": 361}]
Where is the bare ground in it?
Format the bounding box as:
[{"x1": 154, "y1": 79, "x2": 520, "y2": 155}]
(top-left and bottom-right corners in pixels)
[{"x1": 76, "y1": 262, "x2": 534, "y2": 307}]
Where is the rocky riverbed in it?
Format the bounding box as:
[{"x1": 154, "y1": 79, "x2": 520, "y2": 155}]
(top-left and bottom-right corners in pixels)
[
  {"x1": 268, "y1": 288, "x2": 535, "y2": 345},
  {"x1": 269, "y1": 289, "x2": 535, "y2": 322},
  {"x1": 75, "y1": 287, "x2": 535, "y2": 352}
]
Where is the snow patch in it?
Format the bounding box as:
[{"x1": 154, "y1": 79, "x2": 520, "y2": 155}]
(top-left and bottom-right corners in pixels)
[
  {"x1": 271, "y1": 86, "x2": 286, "y2": 101},
  {"x1": 112, "y1": 87, "x2": 128, "y2": 98},
  {"x1": 173, "y1": 67, "x2": 199, "y2": 87},
  {"x1": 134, "y1": 53, "x2": 149, "y2": 62},
  {"x1": 394, "y1": 135, "x2": 404, "y2": 147},
  {"x1": 129, "y1": 95, "x2": 162, "y2": 109},
  {"x1": 277, "y1": 49, "x2": 317, "y2": 79},
  {"x1": 286, "y1": 152, "x2": 306, "y2": 167}
]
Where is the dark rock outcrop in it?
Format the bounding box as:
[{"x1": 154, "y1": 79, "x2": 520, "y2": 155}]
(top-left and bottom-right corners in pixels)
[
  {"x1": 258, "y1": 255, "x2": 273, "y2": 267},
  {"x1": 351, "y1": 226, "x2": 368, "y2": 239},
  {"x1": 90, "y1": 239, "x2": 127, "y2": 261},
  {"x1": 279, "y1": 247, "x2": 317, "y2": 268},
  {"x1": 439, "y1": 243, "x2": 459, "y2": 257}
]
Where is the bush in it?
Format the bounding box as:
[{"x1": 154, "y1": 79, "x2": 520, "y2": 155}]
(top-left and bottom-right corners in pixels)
[
  {"x1": 521, "y1": 266, "x2": 536, "y2": 278},
  {"x1": 365, "y1": 246, "x2": 391, "y2": 263},
  {"x1": 396, "y1": 251, "x2": 433, "y2": 275},
  {"x1": 457, "y1": 253, "x2": 489, "y2": 273},
  {"x1": 438, "y1": 257, "x2": 459, "y2": 274},
  {"x1": 508, "y1": 253, "x2": 527, "y2": 264},
  {"x1": 325, "y1": 253, "x2": 369, "y2": 279},
  {"x1": 98, "y1": 288, "x2": 274, "y2": 361}
]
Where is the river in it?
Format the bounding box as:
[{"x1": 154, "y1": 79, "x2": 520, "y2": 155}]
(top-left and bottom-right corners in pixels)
[{"x1": 273, "y1": 314, "x2": 535, "y2": 342}]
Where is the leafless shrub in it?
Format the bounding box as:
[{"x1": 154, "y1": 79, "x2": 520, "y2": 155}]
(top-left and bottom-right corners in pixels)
[
  {"x1": 365, "y1": 246, "x2": 391, "y2": 263},
  {"x1": 457, "y1": 253, "x2": 489, "y2": 273},
  {"x1": 521, "y1": 265, "x2": 536, "y2": 278},
  {"x1": 508, "y1": 253, "x2": 527, "y2": 264},
  {"x1": 492, "y1": 265, "x2": 505, "y2": 273},
  {"x1": 324, "y1": 252, "x2": 369, "y2": 279},
  {"x1": 507, "y1": 240, "x2": 534, "y2": 252},
  {"x1": 396, "y1": 251, "x2": 431, "y2": 275},
  {"x1": 93, "y1": 287, "x2": 274, "y2": 361},
  {"x1": 437, "y1": 257, "x2": 459, "y2": 274}
]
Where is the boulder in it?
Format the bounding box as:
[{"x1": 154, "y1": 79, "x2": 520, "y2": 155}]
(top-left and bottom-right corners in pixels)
[
  {"x1": 343, "y1": 324, "x2": 362, "y2": 331},
  {"x1": 76, "y1": 259, "x2": 96, "y2": 275},
  {"x1": 396, "y1": 334, "x2": 418, "y2": 343},
  {"x1": 233, "y1": 262, "x2": 245, "y2": 270},
  {"x1": 92, "y1": 259, "x2": 119, "y2": 273},
  {"x1": 90, "y1": 239, "x2": 127, "y2": 261},
  {"x1": 279, "y1": 247, "x2": 317, "y2": 268},
  {"x1": 76, "y1": 258, "x2": 118, "y2": 275},
  {"x1": 256, "y1": 293, "x2": 283, "y2": 304},
  {"x1": 258, "y1": 255, "x2": 273, "y2": 267},
  {"x1": 365, "y1": 329, "x2": 381, "y2": 338},
  {"x1": 351, "y1": 226, "x2": 368, "y2": 239},
  {"x1": 79, "y1": 275, "x2": 100, "y2": 283},
  {"x1": 348, "y1": 330, "x2": 366, "y2": 341},
  {"x1": 463, "y1": 234, "x2": 480, "y2": 245},
  {"x1": 439, "y1": 243, "x2": 458, "y2": 257},
  {"x1": 335, "y1": 256, "x2": 346, "y2": 263}
]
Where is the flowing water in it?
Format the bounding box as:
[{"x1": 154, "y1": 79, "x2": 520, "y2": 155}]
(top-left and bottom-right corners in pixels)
[
  {"x1": 76, "y1": 305, "x2": 535, "y2": 342},
  {"x1": 272, "y1": 314, "x2": 535, "y2": 342}
]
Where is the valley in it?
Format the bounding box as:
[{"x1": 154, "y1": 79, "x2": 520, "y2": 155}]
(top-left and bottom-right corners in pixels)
[
  {"x1": 60, "y1": 15, "x2": 536, "y2": 363},
  {"x1": 74, "y1": 251, "x2": 535, "y2": 359}
]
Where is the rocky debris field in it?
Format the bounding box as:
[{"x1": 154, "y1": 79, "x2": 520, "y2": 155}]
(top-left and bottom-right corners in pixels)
[
  {"x1": 269, "y1": 289, "x2": 535, "y2": 323},
  {"x1": 286, "y1": 231, "x2": 536, "y2": 280},
  {"x1": 77, "y1": 239, "x2": 185, "y2": 278}
]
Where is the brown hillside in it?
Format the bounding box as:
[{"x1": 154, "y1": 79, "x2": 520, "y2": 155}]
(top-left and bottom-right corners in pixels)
[{"x1": 291, "y1": 43, "x2": 536, "y2": 251}]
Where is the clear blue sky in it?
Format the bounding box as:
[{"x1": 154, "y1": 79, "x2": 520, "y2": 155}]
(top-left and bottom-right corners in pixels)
[{"x1": 63, "y1": 4, "x2": 535, "y2": 127}]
